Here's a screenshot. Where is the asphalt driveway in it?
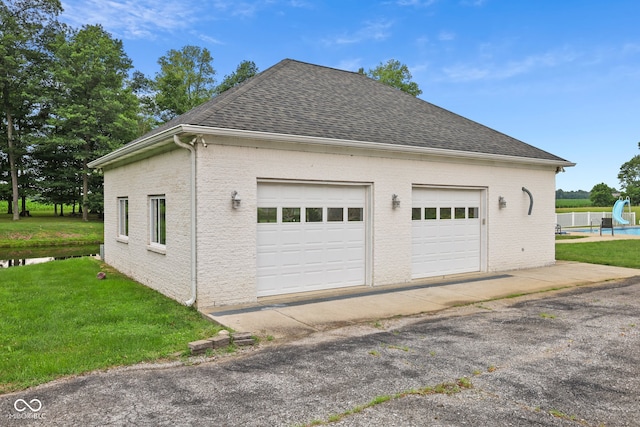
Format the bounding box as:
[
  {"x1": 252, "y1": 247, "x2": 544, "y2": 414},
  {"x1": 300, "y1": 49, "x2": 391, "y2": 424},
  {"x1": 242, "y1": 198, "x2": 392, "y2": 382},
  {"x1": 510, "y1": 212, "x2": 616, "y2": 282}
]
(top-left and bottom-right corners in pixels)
[{"x1": 2, "y1": 278, "x2": 639, "y2": 426}]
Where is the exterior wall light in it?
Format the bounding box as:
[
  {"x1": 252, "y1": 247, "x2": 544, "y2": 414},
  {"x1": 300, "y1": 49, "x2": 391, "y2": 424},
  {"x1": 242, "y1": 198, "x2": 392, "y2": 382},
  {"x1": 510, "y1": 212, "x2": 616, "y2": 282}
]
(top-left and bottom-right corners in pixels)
[
  {"x1": 392, "y1": 194, "x2": 400, "y2": 209},
  {"x1": 231, "y1": 191, "x2": 241, "y2": 209},
  {"x1": 499, "y1": 196, "x2": 507, "y2": 209}
]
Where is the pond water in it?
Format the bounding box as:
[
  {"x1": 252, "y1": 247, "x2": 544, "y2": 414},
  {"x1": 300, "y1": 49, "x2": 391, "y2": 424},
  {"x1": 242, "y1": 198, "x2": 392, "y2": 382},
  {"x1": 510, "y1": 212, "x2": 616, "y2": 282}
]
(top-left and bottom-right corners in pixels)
[{"x1": 0, "y1": 245, "x2": 101, "y2": 268}]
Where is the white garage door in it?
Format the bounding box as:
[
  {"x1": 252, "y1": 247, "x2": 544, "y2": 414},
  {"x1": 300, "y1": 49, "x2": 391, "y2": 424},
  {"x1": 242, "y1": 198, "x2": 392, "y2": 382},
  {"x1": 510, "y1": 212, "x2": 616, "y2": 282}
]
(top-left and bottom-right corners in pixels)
[
  {"x1": 257, "y1": 183, "x2": 367, "y2": 297},
  {"x1": 412, "y1": 188, "x2": 482, "y2": 279}
]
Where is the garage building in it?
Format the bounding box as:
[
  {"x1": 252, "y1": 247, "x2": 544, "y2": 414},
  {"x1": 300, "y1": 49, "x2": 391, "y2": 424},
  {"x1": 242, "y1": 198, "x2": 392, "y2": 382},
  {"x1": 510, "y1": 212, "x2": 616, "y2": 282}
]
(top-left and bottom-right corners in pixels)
[{"x1": 89, "y1": 59, "x2": 574, "y2": 308}]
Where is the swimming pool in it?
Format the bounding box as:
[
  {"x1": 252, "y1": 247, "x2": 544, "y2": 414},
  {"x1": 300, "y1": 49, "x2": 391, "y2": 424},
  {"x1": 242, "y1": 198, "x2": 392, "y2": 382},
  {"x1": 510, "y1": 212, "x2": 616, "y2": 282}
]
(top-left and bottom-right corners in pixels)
[{"x1": 573, "y1": 226, "x2": 640, "y2": 235}]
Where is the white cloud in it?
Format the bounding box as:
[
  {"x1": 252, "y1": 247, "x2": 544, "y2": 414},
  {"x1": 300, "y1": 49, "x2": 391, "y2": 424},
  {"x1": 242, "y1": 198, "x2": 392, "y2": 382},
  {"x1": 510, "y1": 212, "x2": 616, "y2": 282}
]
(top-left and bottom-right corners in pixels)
[
  {"x1": 196, "y1": 33, "x2": 225, "y2": 46},
  {"x1": 395, "y1": 0, "x2": 437, "y2": 6},
  {"x1": 441, "y1": 48, "x2": 580, "y2": 82},
  {"x1": 460, "y1": 0, "x2": 487, "y2": 6},
  {"x1": 622, "y1": 43, "x2": 640, "y2": 54},
  {"x1": 324, "y1": 19, "x2": 394, "y2": 46},
  {"x1": 60, "y1": 0, "x2": 291, "y2": 40},
  {"x1": 61, "y1": 0, "x2": 203, "y2": 39},
  {"x1": 334, "y1": 58, "x2": 363, "y2": 72},
  {"x1": 438, "y1": 31, "x2": 456, "y2": 41}
]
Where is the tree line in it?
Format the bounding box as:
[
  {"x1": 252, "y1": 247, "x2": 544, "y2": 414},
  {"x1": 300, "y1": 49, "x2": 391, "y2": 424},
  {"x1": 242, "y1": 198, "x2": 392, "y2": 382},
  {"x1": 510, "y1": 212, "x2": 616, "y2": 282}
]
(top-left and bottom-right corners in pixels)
[
  {"x1": 584, "y1": 142, "x2": 640, "y2": 207},
  {"x1": 0, "y1": 0, "x2": 264, "y2": 220},
  {"x1": 1, "y1": 0, "x2": 424, "y2": 222}
]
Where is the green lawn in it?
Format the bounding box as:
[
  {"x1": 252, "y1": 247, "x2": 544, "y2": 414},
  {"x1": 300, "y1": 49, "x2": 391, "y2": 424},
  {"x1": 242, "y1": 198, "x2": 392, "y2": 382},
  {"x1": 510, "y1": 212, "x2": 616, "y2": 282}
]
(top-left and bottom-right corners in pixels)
[
  {"x1": 0, "y1": 213, "x2": 103, "y2": 249},
  {"x1": 555, "y1": 199, "x2": 592, "y2": 209},
  {"x1": 0, "y1": 258, "x2": 225, "y2": 393},
  {"x1": 555, "y1": 240, "x2": 640, "y2": 269},
  {"x1": 1, "y1": 211, "x2": 637, "y2": 395}
]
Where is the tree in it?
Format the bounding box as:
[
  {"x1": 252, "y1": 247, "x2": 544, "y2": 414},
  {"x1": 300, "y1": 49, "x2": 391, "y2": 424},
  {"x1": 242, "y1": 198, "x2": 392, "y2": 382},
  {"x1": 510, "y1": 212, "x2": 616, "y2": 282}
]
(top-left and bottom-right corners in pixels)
[
  {"x1": 215, "y1": 60, "x2": 258, "y2": 95},
  {"x1": 359, "y1": 59, "x2": 422, "y2": 97},
  {"x1": 618, "y1": 152, "x2": 640, "y2": 205},
  {"x1": 555, "y1": 189, "x2": 590, "y2": 199},
  {"x1": 48, "y1": 24, "x2": 138, "y2": 220},
  {"x1": 153, "y1": 45, "x2": 216, "y2": 121},
  {"x1": 32, "y1": 139, "x2": 80, "y2": 213},
  {"x1": 590, "y1": 183, "x2": 616, "y2": 207},
  {"x1": 0, "y1": 0, "x2": 62, "y2": 220},
  {"x1": 130, "y1": 70, "x2": 159, "y2": 137}
]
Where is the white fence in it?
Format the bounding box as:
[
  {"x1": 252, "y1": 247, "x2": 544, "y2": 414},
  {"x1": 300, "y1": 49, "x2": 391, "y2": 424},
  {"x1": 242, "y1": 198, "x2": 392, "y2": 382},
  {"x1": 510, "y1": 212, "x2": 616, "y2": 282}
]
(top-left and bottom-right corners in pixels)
[{"x1": 556, "y1": 211, "x2": 637, "y2": 228}]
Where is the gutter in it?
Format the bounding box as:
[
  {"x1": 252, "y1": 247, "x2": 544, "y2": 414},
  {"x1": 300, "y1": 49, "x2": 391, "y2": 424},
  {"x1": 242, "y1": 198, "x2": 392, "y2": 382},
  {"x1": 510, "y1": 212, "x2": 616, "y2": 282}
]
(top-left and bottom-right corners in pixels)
[
  {"x1": 172, "y1": 134, "x2": 204, "y2": 306},
  {"x1": 88, "y1": 125, "x2": 576, "y2": 170}
]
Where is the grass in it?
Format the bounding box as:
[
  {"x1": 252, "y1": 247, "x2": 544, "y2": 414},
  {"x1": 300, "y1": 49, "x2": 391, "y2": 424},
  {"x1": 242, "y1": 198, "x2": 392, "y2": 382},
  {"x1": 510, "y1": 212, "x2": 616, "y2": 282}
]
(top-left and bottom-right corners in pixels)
[
  {"x1": 0, "y1": 213, "x2": 103, "y2": 249},
  {"x1": 0, "y1": 257, "x2": 224, "y2": 393},
  {"x1": 298, "y1": 378, "x2": 473, "y2": 426},
  {"x1": 555, "y1": 199, "x2": 592, "y2": 209},
  {"x1": 555, "y1": 240, "x2": 640, "y2": 269},
  {"x1": 555, "y1": 234, "x2": 586, "y2": 240},
  {"x1": 0, "y1": 200, "x2": 76, "y2": 215}
]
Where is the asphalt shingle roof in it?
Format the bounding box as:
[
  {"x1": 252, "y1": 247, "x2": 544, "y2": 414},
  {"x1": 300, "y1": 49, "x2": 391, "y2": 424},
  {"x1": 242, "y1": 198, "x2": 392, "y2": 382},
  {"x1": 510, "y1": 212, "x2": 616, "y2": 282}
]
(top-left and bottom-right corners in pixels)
[{"x1": 137, "y1": 59, "x2": 568, "y2": 163}]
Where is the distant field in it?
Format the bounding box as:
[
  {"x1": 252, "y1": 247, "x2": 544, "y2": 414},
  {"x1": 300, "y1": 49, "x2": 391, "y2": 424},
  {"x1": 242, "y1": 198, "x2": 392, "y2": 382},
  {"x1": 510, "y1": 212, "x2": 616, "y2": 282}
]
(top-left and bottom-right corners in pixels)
[
  {"x1": 0, "y1": 200, "x2": 78, "y2": 216},
  {"x1": 555, "y1": 199, "x2": 591, "y2": 208}
]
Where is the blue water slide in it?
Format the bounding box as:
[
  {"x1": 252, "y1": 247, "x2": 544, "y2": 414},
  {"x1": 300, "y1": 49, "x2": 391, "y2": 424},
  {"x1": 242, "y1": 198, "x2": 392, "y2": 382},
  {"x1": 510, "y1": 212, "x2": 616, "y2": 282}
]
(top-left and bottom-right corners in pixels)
[{"x1": 612, "y1": 198, "x2": 630, "y2": 225}]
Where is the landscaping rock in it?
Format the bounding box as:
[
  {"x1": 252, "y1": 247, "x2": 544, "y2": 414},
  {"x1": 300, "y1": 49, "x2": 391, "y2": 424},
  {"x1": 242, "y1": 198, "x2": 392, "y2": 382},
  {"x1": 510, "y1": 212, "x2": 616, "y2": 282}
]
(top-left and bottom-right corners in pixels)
[
  {"x1": 188, "y1": 339, "x2": 213, "y2": 355},
  {"x1": 208, "y1": 335, "x2": 230, "y2": 349},
  {"x1": 231, "y1": 332, "x2": 255, "y2": 346}
]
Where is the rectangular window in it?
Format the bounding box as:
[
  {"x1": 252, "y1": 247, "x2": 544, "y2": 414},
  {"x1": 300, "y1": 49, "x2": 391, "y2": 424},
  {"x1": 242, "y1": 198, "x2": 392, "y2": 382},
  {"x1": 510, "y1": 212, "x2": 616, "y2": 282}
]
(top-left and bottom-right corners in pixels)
[
  {"x1": 348, "y1": 207, "x2": 363, "y2": 222},
  {"x1": 118, "y1": 197, "x2": 128, "y2": 237},
  {"x1": 412, "y1": 207, "x2": 421, "y2": 220},
  {"x1": 150, "y1": 196, "x2": 166, "y2": 246},
  {"x1": 283, "y1": 207, "x2": 301, "y2": 223},
  {"x1": 468, "y1": 207, "x2": 479, "y2": 219},
  {"x1": 257, "y1": 207, "x2": 277, "y2": 223},
  {"x1": 455, "y1": 207, "x2": 466, "y2": 219},
  {"x1": 306, "y1": 207, "x2": 323, "y2": 222},
  {"x1": 327, "y1": 207, "x2": 344, "y2": 222},
  {"x1": 440, "y1": 207, "x2": 452, "y2": 220},
  {"x1": 424, "y1": 207, "x2": 437, "y2": 220}
]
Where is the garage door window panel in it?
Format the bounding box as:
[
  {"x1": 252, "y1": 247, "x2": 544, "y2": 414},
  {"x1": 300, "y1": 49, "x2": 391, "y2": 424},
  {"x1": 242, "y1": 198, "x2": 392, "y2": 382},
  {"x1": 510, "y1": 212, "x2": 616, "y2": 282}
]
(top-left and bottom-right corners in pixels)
[
  {"x1": 455, "y1": 207, "x2": 466, "y2": 219},
  {"x1": 348, "y1": 207, "x2": 363, "y2": 222},
  {"x1": 283, "y1": 208, "x2": 301, "y2": 223},
  {"x1": 425, "y1": 208, "x2": 437, "y2": 220},
  {"x1": 257, "y1": 207, "x2": 277, "y2": 223},
  {"x1": 328, "y1": 207, "x2": 344, "y2": 222},
  {"x1": 412, "y1": 208, "x2": 421, "y2": 220},
  {"x1": 440, "y1": 207, "x2": 452, "y2": 220},
  {"x1": 306, "y1": 207, "x2": 323, "y2": 222}
]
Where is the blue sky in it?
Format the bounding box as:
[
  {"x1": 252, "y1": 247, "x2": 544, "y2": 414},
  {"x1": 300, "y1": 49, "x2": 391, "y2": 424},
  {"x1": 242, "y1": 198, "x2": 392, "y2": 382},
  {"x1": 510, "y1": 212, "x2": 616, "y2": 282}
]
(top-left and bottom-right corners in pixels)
[{"x1": 60, "y1": 0, "x2": 640, "y2": 191}]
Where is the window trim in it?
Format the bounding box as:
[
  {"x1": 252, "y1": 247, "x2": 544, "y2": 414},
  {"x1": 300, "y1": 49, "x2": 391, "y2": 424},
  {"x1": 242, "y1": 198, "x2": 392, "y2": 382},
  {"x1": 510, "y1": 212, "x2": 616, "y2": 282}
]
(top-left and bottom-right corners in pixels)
[
  {"x1": 149, "y1": 195, "x2": 166, "y2": 251},
  {"x1": 117, "y1": 197, "x2": 129, "y2": 242}
]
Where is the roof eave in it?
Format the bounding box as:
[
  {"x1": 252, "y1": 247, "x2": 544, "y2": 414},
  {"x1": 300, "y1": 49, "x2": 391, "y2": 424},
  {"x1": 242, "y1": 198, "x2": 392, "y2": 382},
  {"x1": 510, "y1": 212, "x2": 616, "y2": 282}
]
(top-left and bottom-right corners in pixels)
[
  {"x1": 183, "y1": 125, "x2": 576, "y2": 168},
  {"x1": 89, "y1": 124, "x2": 576, "y2": 169},
  {"x1": 88, "y1": 125, "x2": 184, "y2": 168}
]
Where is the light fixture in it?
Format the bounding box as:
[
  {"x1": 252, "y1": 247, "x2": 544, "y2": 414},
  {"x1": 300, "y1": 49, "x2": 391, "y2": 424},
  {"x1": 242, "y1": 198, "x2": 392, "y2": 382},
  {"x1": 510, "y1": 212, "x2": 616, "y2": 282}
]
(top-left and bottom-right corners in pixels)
[
  {"x1": 498, "y1": 196, "x2": 507, "y2": 209},
  {"x1": 231, "y1": 191, "x2": 241, "y2": 209},
  {"x1": 392, "y1": 194, "x2": 400, "y2": 209}
]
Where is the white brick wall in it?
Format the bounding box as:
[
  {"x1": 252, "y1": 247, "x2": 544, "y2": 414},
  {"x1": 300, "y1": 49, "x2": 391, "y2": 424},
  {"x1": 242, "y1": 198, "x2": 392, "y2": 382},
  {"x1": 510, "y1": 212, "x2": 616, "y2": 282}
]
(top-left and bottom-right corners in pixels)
[
  {"x1": 103, "y1": 148, "x2": 192, "y2": 303},
  {"x1": 194, "y1": 136, "x2": 556, "y2": 306},
  {"x1": 103, "y1": 135, "x2": 557, "y2": 308}
]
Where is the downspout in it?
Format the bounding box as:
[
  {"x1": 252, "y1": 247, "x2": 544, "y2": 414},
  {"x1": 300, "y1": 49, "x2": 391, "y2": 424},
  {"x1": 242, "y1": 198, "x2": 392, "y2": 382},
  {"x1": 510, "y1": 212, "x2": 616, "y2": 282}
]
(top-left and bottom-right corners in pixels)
[
  {"x1": 522, "y1": 187, "x2": 533, "y2": 215},
  {"x1": 173, "y1": 134, "x2": 203, "y2": 306}
]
